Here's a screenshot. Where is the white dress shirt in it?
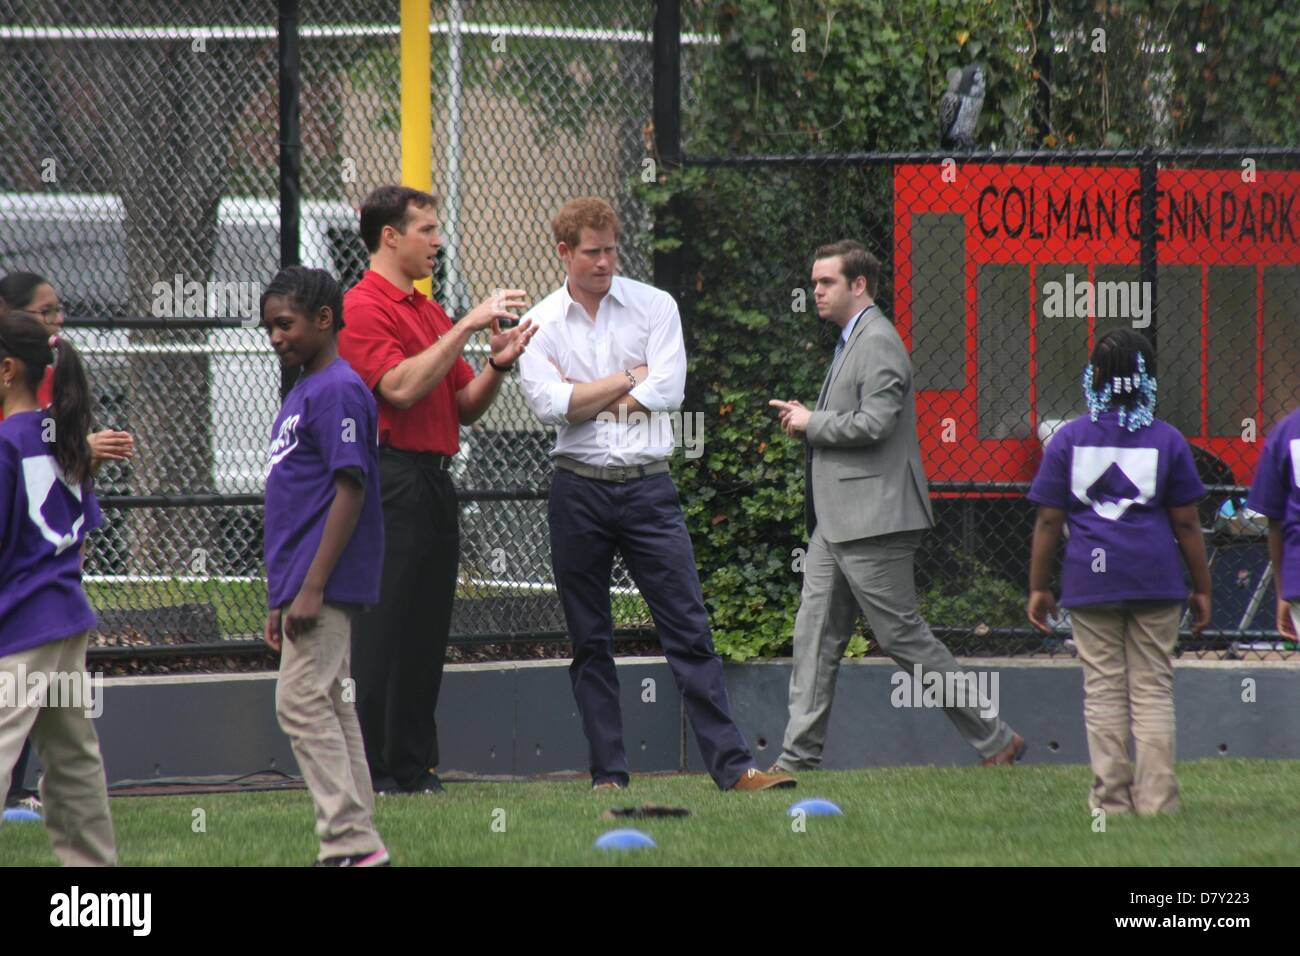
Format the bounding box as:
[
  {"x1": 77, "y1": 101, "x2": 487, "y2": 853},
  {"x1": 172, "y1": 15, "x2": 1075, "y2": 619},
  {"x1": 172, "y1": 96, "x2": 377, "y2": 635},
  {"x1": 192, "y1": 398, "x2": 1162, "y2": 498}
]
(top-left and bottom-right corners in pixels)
[
  {"x1": 518, "y1": 275, "x2": 686, "y2": 466},
  {"x1": 839, "y1": 306, "x2": 867, "y2": 349}
]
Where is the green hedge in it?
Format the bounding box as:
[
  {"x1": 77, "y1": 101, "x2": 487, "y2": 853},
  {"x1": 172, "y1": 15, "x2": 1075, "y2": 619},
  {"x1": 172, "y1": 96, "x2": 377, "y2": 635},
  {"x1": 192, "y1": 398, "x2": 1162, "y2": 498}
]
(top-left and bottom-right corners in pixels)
[{"x1": 649, "y1": 0, "x2": 1297, "y2": 660}]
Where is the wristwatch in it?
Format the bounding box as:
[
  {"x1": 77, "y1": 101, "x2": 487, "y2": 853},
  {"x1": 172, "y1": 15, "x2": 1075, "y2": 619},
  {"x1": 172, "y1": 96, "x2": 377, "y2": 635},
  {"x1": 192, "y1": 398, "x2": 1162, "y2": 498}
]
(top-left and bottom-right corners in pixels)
[{"x1": 624, "y1": 369, "x2": 638, "y2": 389}]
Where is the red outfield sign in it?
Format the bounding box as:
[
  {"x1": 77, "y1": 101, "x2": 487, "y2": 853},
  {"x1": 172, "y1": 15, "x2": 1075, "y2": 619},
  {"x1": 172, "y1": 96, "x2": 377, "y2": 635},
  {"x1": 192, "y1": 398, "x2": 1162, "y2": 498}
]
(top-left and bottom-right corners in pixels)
[{"x1": 893, "y1": 164, "x2": 1300, "y2": 489}]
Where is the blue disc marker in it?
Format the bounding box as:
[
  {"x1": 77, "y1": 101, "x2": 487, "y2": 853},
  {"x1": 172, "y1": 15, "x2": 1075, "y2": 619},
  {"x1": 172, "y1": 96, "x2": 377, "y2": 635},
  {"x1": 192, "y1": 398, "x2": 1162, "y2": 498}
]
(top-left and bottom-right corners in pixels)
[
  {"x1": 594, "y1": 828, "x2": 656, "y2": 851},
  {"x1": 3, "y1": 807, "x2": 42, "y2": 823},
  {"x1": 788, "y1": 798, "x2": 843, "y2": 817}
]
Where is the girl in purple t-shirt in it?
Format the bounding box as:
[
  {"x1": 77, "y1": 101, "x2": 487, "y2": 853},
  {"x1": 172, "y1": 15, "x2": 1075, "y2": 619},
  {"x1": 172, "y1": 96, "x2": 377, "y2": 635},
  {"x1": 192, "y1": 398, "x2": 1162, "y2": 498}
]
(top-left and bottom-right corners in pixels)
[
  {"x1": 260, "y1": 267, "x2": 387, "y2": 867},
  {"x1": 0, "y1": 312, "x2": 116, "y2": 865},
  {"x1": 0, "y1": 271, "x2": 135, "y2": 817},
  {"x1": 1027, "y1": 329, "x2": 1212, "y2": 816},
  {"x1": 1246, "y1": 407, "x2": 1300, "y2": 640}
]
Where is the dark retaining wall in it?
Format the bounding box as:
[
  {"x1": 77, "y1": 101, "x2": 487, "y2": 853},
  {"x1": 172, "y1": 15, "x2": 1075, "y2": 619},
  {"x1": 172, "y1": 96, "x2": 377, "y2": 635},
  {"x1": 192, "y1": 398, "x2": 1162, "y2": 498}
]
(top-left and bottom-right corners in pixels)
[{"x1": 21, "y1": 658, "x2": 1300, "y2": 788}]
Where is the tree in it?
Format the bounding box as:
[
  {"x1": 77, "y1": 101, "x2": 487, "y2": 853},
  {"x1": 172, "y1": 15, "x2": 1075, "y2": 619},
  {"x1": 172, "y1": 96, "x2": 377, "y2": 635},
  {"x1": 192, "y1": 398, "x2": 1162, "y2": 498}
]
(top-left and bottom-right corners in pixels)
[{"x1": 0, "y1": 0, "x2": 275, "y2": 575}]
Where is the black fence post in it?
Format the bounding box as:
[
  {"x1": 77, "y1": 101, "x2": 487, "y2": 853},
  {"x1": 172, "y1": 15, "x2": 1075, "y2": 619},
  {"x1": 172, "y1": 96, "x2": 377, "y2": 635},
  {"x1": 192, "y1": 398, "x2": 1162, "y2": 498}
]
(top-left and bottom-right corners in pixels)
[
  {"x1": 278, "y1": 0, "x2": 302, "y2": 399},
  {"x1": 652, "y1": 0, "x2": 683, "y2": 310},
  {"x1": 1139, "y1": 148, "x2": 1159, "y2": 357}
]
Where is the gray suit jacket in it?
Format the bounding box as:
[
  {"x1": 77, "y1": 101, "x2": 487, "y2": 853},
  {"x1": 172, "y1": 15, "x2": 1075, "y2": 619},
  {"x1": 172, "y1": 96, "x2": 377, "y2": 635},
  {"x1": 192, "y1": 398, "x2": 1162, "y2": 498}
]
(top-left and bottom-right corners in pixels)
[{"x1": 804, "y1": 305, "x2": 935, "y2": 543}]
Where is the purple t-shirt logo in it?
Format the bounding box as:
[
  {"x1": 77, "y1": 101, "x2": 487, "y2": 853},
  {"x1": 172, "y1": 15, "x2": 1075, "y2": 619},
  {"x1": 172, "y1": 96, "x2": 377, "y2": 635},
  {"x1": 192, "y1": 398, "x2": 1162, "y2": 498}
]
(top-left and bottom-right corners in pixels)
[
  {"x1": 267, "y1": 413, "x2": 301, "y2": 471},
  {"x1": 1071, "y1": 446, "x2": 1158, "y2": 521},
  {"x1": 0, "y1": 411, "x2": 102, "y2": 655},
  {"x1": 24, "y1": 455, "x2": 90, "y2": 555}
]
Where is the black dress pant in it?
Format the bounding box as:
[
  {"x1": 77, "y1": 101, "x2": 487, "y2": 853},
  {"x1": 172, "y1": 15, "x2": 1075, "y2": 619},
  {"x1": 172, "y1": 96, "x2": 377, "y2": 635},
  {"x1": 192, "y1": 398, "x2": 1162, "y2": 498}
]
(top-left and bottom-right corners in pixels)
[
  {"x1": 6, "y1": 738, "x2": 31, "y2": 802},
  {"x1": 351, "y1": 447, "x2": 459, "y2": 790}
]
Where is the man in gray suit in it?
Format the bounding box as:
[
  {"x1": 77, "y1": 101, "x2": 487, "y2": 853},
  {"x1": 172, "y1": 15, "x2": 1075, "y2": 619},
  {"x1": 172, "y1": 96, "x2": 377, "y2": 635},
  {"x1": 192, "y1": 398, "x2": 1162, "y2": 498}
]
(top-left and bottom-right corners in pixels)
[{"x1": 768, "y1": 240, "x2": 1025, "y2": 772}]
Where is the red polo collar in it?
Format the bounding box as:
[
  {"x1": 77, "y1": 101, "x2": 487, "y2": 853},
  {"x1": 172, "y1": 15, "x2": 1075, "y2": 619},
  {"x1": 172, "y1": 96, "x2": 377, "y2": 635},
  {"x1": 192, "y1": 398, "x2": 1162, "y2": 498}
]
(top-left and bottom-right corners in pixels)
[{"x1": 362, "y1": 269, "x2": 427, "y2": 305}]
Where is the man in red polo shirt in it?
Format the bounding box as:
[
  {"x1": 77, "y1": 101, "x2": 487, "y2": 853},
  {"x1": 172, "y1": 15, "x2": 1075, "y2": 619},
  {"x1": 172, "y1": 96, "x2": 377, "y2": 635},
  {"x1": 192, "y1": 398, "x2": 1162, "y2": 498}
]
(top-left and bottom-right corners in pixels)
[{"x1": 339, "y1": 185, "x2": 532, "y2": 794}]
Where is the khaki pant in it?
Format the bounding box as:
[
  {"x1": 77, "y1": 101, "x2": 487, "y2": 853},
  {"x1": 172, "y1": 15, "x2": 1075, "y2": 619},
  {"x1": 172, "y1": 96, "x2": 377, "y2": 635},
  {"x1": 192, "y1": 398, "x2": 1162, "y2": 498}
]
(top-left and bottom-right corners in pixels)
[
  {"x1": 0, "y1": 631, "x2": 117, "y2": 866},
  {"x1": 778, "y1": 528, "x2": 1015, "y2": 769},
  {"x1": 275, "y1": 603, "x2": 383, "y2": 861},
  {"x1": 1070, "y1": 603, "x2": 1181, "y2": 815}
]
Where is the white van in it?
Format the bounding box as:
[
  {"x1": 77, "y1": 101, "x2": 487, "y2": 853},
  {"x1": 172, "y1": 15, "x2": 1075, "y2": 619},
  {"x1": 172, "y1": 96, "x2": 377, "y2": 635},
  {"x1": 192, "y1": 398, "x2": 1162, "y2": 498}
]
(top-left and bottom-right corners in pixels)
[
  {"x1": 0, "y1": 192, "x2": 367, "y2": 496},
  {"x1": 0, "y1": 193, "x2": 562, "y2": 595}
]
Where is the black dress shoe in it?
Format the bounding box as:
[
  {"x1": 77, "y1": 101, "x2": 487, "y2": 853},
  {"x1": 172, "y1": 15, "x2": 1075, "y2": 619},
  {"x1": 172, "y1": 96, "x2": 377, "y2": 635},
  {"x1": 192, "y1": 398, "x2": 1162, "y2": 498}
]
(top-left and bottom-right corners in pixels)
[{"x1": 402, "y1": 770, "x2": 445, "y2": 794}]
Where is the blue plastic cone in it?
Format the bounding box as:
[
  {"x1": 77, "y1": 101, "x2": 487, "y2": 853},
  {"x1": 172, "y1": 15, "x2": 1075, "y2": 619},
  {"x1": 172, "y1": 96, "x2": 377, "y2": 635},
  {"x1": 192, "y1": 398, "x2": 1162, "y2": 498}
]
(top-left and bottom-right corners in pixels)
[
  {"x1": 787, "y1": 798, "x2": 843, "y2": 817},
  {"x1": 594, "y1": 828, "x2": 656, "y2": 851}
]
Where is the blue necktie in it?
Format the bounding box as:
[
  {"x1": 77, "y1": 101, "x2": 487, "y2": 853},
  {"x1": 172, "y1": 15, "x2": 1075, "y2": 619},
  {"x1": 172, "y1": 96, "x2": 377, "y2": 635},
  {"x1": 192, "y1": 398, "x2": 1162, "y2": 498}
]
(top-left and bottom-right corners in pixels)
[{"x1": 818, "y1": 338, "x2": 844, "y2": 410}]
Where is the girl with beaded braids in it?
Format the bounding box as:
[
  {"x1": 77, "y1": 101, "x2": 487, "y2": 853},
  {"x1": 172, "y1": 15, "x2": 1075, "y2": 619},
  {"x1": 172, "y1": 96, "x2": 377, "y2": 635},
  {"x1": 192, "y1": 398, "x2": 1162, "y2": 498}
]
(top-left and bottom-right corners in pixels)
[
  {"x1": 1025, "y1": 328, "x2": 1212, "y2": 816},
  {"x1": 1081, "y1": 327, "x2": 1159, "y2": 430}
]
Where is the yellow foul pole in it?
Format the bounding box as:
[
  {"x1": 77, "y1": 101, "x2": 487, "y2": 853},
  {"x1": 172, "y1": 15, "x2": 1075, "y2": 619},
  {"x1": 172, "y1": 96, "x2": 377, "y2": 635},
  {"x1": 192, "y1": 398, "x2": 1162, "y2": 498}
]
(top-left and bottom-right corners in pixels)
[{"x1": 400, "y1": 0, "x2": 432, "y2": 296}]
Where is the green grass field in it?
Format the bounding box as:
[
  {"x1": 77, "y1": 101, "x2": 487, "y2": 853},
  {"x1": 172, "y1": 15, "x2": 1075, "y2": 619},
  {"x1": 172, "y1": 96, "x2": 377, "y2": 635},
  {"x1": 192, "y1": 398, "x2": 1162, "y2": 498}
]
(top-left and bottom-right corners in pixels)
[{"x1": 5, "y1": 759, "x2": 1297, "y2": 866}]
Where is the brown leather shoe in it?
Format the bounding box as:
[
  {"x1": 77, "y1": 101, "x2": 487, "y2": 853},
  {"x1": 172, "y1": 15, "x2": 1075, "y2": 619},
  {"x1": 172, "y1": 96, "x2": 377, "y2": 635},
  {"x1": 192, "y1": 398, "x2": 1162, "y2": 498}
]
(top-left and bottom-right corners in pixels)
[
  {"x1": 980, "y1": 733, "x2": 1027, "y2": 766},
  {"x1": 731, "y1": 767, "x2": 797, "y2": 791}
]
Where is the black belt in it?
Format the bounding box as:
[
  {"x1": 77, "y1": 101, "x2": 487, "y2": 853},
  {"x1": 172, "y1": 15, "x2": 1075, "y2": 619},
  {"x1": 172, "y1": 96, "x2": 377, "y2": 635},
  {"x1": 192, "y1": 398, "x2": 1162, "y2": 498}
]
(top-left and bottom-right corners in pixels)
[{"x1": 380, "y1": 446, "x2": 453, "y2": 471}]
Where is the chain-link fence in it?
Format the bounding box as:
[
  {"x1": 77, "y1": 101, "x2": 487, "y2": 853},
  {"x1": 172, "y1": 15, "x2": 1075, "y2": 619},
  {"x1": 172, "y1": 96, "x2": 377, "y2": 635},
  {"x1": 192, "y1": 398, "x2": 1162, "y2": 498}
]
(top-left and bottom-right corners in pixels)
[
  {"x1": 0, "y1": 0, "x2": 666, "y2": 654},
  {"x1": 677, "y1": 147, "x2": 1300, "y2": 659},
  {"x1": 3, "y1": 2, "x2": 1297, "y2": 663}
]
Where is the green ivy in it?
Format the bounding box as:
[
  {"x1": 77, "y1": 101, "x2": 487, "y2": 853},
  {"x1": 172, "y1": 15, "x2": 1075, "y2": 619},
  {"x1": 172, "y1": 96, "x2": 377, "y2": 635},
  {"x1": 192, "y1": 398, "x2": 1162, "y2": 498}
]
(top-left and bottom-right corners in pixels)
[
  {"x1": 653, "y1": 0, "x2": 1296, "y2": 661},
  {"x1": 1042, "y1": 0, "x2": 1300, "y2": 148},
  {"x1": 654, "y1": 2, "x2": 1034, "y2": 660}
]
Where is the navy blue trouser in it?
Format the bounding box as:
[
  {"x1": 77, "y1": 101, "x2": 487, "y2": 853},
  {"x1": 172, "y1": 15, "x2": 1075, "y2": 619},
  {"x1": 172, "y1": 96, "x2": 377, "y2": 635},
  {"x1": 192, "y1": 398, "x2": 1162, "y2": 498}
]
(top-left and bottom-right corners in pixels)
[{"x1": 547, "y1": 467, "x2": 753, "y2": 789}]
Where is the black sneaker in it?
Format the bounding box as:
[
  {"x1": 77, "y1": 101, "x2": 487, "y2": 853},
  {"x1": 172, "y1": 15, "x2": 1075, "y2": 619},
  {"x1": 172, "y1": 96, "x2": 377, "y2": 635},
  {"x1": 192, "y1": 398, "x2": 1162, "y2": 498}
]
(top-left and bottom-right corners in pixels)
[{"x1": 314, "y1": 847, "x2": 391, "y2": 867}]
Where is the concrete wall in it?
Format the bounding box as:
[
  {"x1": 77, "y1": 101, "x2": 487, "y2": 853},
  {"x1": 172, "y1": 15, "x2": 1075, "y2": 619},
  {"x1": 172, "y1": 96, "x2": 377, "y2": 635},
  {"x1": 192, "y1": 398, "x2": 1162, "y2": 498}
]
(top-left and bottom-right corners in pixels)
[{"x1": 20, "y1": 657, "x2": 1300, "y2": 788}]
